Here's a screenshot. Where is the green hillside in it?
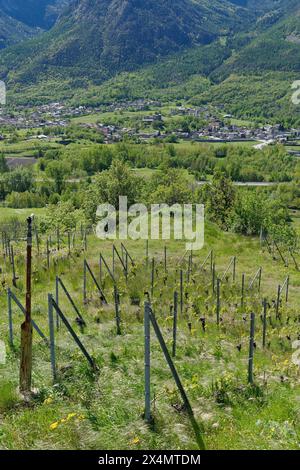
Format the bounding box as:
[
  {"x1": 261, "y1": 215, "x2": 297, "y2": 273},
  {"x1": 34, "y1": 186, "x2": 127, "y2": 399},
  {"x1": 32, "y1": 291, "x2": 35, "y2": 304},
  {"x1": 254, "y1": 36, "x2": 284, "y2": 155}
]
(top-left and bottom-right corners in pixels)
[
  {"x1": 0, "y1": 10, "x2": 38, "y2": 49},
  {"x1": 0, "y1": 0, "x2": 69, "y2": 29},
  {"x1": 0, "y1": 0, "x2": 299, "y2": 124},
  {"x1": 0, "y1": 0, "x2": 252, "y2": 85}
]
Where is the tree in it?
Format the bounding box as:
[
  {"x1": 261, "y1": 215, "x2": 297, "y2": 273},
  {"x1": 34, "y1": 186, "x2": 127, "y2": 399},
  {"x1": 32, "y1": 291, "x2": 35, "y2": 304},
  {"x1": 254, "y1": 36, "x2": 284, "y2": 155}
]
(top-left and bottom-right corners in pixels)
[
  {"x1": 2, "y1": 168, "x2": 34, "y2": 194},
  {"x1": 81, "y1": 160, "x2": 142, "y2": 222},
  {"x1": 0, "y1": 154, "x2": 8, "y2": 173},
  {"x1": 46, "y1": 161, "x2": 70, "y2": 194},
  {"x1": 41, "y1": 201, "x2": 86, "y2": 233},
  {"x1": 232, "y1": 189, "x2": 291, "y2": 236},
  {"x1": 146, "y1": 169, "x2": 194, "y2": 205},
  {"x1": 199, "y1": 172, "x2": 236, "y2": 230}
]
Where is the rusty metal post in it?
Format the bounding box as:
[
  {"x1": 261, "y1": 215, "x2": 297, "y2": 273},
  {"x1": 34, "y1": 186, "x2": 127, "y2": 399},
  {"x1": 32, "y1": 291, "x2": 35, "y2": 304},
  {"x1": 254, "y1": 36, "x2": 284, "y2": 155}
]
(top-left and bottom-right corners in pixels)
[{"x1": 20, "y1": 216, "x2": 33, "y2": 395}]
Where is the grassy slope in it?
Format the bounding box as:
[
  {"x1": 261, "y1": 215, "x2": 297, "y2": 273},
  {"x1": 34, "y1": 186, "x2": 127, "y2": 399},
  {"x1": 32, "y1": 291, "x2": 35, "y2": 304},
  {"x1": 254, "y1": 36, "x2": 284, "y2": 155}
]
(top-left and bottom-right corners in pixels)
[{"x1": 0, "y1": 214, "x2": 299, "y2": 450}]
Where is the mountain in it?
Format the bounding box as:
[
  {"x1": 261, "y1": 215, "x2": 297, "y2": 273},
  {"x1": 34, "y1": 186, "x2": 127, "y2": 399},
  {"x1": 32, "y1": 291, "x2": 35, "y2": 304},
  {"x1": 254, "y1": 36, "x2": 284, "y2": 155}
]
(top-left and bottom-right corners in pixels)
[
  {"x1": 0, "y1": 1, "x2": 70, "y2": 49},
  {"x1": 0, "y1": 0, "x2": 299, "y2": 125},
  {"x1": 215, "y1": 7, "x2": 300, "y2": 77},
  {"x1": 0, "y1": 0, "x2": 253, "y2": 83},
  {"x1": 0, "y1": 9, "x2": 38, "y2": 49},
  {"x1": 0, "y1": 1, "x2": 69, "y2": 29}
]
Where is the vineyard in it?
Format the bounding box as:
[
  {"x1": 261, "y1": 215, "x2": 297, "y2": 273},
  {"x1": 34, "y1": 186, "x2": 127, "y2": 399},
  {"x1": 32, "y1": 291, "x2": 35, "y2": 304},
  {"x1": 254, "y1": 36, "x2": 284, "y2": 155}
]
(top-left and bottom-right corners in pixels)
[{"x1": 0, "y1": 218, "x2": 300, "y2": 450}]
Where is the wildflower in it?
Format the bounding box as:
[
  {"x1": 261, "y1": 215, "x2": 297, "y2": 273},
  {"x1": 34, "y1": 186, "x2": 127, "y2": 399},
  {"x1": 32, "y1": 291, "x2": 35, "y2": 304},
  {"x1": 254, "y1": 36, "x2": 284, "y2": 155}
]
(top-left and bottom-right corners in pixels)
[
  {"x1": 67, "y1": 413, "x2": 77, "y2": 421},
  {"x1": 43, "y1": 397, "x2": 53, "y2": 405},
  {"x1": 49, "y1": 422, "x2": 59, "y2": 431},
  {"x1": 130, "y1": 437, "x2": 140, "y2": 445}
]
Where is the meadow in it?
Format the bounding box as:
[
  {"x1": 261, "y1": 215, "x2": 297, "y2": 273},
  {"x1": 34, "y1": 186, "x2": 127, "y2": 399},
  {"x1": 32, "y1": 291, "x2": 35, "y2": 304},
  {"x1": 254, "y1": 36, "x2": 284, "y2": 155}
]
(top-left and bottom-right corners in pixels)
[{"x1": 0, "y1": 211, "x2": 299, "y2": 450}]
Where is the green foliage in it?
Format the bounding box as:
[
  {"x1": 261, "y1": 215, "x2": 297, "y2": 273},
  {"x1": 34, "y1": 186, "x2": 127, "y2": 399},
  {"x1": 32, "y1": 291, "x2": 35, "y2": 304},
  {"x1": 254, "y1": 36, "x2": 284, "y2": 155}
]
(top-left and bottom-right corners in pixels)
[
  {"x1": 0, "y1": 153, "x2": 8, "y2": 173},
  {"x1": 198, "y1": 173, "x2": 236, "y2": 230},
  {"x1": 232, "y1": 189, "x2": 291, "y2": 236},
  {"x1": 0, "y1": 382, "x2": 18, "y2": 412},
  {"x1": 45, "y1": 160, "x2": 71, "y2": 194},
  {"x1": 6, "y1": 190, "x2": 47, "y2": 208},
  {"x1": 78, "y1": 160, "x2": 142, "y2": 222},
  {"x1": 145, "y1": 169, "x2": 194, "y2": 205},
  {"x1": 40, "y1": 200, "x2": 86, "y2": 232},
  {"x1": 0, "y1": 167, "x2": 34, "y2": 196}
]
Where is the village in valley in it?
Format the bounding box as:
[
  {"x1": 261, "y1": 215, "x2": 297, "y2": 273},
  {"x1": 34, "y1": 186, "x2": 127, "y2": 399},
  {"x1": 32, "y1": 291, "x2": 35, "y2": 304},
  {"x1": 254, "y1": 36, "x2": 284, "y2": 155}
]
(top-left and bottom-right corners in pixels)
[{"x1": 1, "y1": 100, "x2": 300, "y2": 149}]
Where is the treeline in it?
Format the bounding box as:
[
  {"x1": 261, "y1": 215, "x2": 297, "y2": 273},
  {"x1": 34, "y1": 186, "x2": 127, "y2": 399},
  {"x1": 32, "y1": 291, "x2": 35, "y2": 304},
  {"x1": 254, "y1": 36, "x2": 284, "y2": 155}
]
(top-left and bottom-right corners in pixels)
[
  {"x1": 0, "y1": 141, "x2": 299, "y2": 210},
  {"x1": 37, "y1": 142, "x2": 297, "y2": 183},
  {"x1": 39, "y1": 161, "x2": 297, "y2": 254}
]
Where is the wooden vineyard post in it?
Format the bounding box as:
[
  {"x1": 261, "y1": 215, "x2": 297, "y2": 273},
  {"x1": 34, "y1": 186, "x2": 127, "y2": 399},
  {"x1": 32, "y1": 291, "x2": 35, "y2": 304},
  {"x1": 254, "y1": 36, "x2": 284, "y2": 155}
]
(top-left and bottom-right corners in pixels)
[
  {"x1": 20, "y1": 216, "x2": 33, "y2": 395},
  {"x1": 262, "y1": 298, "x2": 267, "y2": 349},
  {"x1": 216, "y1": 278, "x2": 221, "y2": 325},
  {"x1": 114, "y1": 285, "x2": 121, "y2": 336},
  {"x1": 241, "y1": 273, "x2": 245, "y2": 309},
  {"x1": 144, "y1": 302, "x2": 151, "y2": 424},
  {"x1": 248, "y1": 313, "x2": 255, "y2": 384},
  {"x1": 172, "y1": 292, "x2": 178, "y2": 358}
]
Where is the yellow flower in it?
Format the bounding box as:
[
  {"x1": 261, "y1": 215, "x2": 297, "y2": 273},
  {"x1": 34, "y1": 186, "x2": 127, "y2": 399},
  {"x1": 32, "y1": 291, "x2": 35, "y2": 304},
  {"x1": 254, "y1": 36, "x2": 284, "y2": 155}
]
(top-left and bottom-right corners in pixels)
[
  {"x1": 49, "y1": 422, "x2": 59, "y2": 431},
  {"x1": 43, "y1": 397, "x2": 53, "y2": 405},
  {"x1": 67, "y1": 413, "x2": 77, "y2": 421},
  {"x1": 130, "y1": 437, "x2": 140, "y2": 445}
]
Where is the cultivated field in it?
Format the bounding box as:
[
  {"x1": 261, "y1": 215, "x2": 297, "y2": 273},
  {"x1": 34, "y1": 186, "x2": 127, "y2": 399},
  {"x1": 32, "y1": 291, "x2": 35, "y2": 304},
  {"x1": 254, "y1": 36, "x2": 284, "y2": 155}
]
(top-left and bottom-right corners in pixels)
[{"x1": 0, "y1": 214, "x2": 299, "y2": 450}]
